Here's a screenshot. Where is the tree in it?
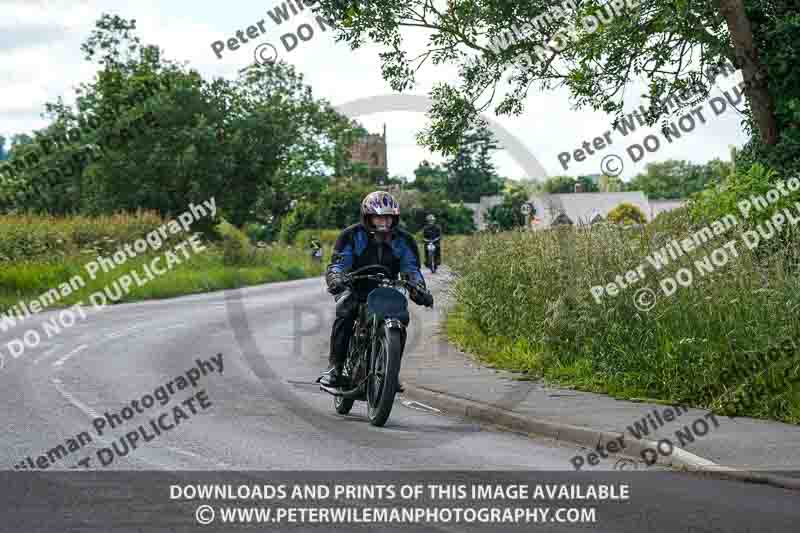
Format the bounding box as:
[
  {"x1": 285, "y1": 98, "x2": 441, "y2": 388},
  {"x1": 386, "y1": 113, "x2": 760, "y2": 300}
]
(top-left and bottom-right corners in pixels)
[
  {"x1": 315, "y1": 1, "x2": 783, "y2": 157},
  {"x1": 1, "y1": 13, "x2": 361, "y2": 223},
  {"x1": 0, "y1": 135, "x2": 6, "y2": 160},
  {"x1": 607, "y1": 202, "x2": 647, "y2": 225},
  {"x1": 577, "y1": 175, "x2": 600, "y2": 192},
  {"x1": 410, "y1": 160, "x2": 448, "y2": 193},
  {"x1": 624, "y1": 159, "x2": 731, "y2": 199},
  {"x1": 542, "y1": 175, "x2": 576, "y2": 194},
  {"x1": 486, "y1": 184, "x2": 529, "y2": 230},
  {"x1": 444, "y1": 122, "x2": 503, "y2": 202}
]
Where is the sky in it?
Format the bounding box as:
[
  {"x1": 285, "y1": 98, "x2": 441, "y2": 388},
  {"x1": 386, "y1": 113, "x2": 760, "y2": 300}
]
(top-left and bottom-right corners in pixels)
[{"x1": 1, "y1": 0, "x2": 751, "y2": 184}]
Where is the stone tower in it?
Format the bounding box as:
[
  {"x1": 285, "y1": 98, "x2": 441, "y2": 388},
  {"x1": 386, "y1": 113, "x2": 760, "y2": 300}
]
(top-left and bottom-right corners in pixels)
[{"x1": 347, "y1": 124, "x2": 388, "y2": 179}]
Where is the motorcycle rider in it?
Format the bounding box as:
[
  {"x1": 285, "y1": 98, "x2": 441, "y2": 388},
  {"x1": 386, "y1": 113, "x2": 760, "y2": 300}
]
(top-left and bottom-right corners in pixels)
[
  {"x1": 319, "y1": 191, "x2": 434, "y2": 387},
  {"x1": 309, "y1": 236, "x2": 322, "y2": 262},
  {"x1": 421, "y1": 214, "x2": 442, "y2": 271}
]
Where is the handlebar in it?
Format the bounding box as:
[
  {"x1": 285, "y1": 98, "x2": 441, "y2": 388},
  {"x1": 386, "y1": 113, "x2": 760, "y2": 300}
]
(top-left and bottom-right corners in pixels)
[{"x1": 343, "y1": 268, "x2": 426, "y2": 294}]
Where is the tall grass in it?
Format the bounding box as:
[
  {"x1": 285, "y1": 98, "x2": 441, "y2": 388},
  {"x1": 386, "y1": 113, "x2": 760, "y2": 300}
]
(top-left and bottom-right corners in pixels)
[
  {"x1": 446, "y1": 209, "x2": 800, "y2": 423},
  {"x1": 0, "y1": 213, "x2": 324, "y2": 313}
]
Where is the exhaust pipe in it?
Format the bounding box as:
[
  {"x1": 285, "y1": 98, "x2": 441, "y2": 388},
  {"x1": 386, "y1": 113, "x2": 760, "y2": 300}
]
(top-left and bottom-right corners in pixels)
[{"x1": 319, "y1": 384, "x2": 364, "y2": 399}]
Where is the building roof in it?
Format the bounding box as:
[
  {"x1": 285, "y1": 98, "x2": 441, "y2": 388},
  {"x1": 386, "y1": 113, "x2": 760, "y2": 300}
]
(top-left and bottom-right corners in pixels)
[{"x1": 530, "y1": 191, "x2": 651, "y2": 227}]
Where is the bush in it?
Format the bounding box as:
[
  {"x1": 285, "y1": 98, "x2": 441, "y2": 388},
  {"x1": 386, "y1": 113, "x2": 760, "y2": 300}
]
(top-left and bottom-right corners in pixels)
[
  {"x1": 243, "y1": 221, "x2": 278, "y2": 244},
  {"x1": 0, "y1": 211, "x2": 166, "y2": 262},
  {"x1": 217, "y1": 219, "x2": 256, "y2": 266},
  {"x1": 607, "y1": 203, "x2": 647, "y2": 225}
]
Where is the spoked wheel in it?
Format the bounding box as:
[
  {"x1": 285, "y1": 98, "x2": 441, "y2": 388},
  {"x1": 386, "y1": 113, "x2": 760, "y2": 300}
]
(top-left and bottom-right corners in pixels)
[{"x1": 367, "y1": 328, "x2": 404, "y2": 427}]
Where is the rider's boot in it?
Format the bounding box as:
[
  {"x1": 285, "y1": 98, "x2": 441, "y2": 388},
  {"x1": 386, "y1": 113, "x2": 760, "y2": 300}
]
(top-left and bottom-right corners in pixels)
[{"x1": 318, "y1": 363, "x2": 343, "y2": 387}]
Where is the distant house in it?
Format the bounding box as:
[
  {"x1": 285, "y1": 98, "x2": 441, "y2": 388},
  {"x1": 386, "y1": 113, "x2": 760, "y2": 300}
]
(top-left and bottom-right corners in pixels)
[
  {"x1": 464, "y1": 186, "x2": 687, "y2": 231},
  {"x1": 530, "y1": 191, "x2": 652, "y2": 229},
  {"x1": 649, "y1": 199, "x2": 687, "y2": 219}
]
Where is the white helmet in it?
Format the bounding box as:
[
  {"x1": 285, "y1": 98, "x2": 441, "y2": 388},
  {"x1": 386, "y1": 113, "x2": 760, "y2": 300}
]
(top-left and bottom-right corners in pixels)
[{"x1": 360, "y1": 191, "x2": 400, "y2": 233}]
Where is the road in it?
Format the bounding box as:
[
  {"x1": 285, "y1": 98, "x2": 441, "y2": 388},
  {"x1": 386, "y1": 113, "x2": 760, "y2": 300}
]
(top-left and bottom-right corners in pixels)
[{"x1": 1, "y1": 276, "x2": 798, "y2": 532}]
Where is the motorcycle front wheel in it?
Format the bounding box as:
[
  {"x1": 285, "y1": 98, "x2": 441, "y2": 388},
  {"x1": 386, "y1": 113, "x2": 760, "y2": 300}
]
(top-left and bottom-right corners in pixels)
[{"x1": 366, "y1": 328, "x2": 403, "y2": 426}]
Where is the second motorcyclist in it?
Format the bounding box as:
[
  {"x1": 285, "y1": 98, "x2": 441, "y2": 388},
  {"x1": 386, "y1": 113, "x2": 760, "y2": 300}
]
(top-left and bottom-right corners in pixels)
[{"x1": 421, "y1": 214, "x2": 442, "y2": 273}]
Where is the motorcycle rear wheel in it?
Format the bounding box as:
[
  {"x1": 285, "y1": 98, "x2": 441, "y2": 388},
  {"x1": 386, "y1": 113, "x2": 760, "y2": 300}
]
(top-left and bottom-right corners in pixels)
[{"x1": 367, "y1": 328, "x2": 403, "y2": 427}]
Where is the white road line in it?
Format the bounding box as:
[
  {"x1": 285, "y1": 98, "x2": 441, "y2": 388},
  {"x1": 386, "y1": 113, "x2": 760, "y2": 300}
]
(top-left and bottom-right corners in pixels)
[
  {"x1": 50, "y1": 380, "x2": 176, "y2": 470},
  {"x1": 401, "y1": 399, "x2": 441, "y2": 413},
  {"x1": 33, "y1": 345, "x2": 61, "y2": 365},
  {"x1": 51, "y1": 344, "x2": 88, "y2": 368},
  {"x1": 166, "y1": 446, "x2": 231, "y2": 468},
  {"x1": 156, "y1": 323, "x2": 189, "y2": 332},
  {"x1": 105, "y1": 325, "x2": 140, "y2": 339},
  {"x1": 51, "y1": 379, "x2": 101, "y2": 419}
]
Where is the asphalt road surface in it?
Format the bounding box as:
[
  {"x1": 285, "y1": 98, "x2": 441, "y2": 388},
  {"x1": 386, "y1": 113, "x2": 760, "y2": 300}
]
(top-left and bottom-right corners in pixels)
[{"x1": 1, "y1": 276, "x2": 798, "y2": 532}]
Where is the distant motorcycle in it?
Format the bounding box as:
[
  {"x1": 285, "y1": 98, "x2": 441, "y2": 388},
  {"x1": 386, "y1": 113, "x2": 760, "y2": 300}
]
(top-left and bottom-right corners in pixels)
[
  {"x1": 310, "y1": 242, "x2": 323, "y2": 262},
  {"x1": 424, "y1": 237, "x2": 440, "y2": 273},
  {"x1": 319, "y1": 264, "x2": 432, "y2": 427}
]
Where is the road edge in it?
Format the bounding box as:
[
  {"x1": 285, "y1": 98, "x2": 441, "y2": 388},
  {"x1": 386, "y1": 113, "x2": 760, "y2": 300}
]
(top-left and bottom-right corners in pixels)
[{"x1": 400, "y1": 383, "x2": 800, "y2": 491}]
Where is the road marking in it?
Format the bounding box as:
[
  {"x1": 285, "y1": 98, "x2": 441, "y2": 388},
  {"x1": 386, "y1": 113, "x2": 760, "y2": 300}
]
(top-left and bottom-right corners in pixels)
[
  {"x1": 106, "y1": 325, "x2": 140, "y2": 339},
  {"x1": 166, "y1": 446, "x2": 232, "y2": 468},
  {"x1": 401, "y1": 399, "x2": 441, "y2": 413},
  {"x1": 156, "y1": 323, "x2": 189, "y2": 332},
  {"x1": 50, "y1": 380, "x2": 178, "y2": 470},
  {"x1": 33, "y1": 345, "x2": 61, "y2": 365},
  {"x1": 51, "y1": 344, "x2": 88, "y2": 368},
  {"x1": 51, "y1": 379, "x2": 101, "y2": 418}
]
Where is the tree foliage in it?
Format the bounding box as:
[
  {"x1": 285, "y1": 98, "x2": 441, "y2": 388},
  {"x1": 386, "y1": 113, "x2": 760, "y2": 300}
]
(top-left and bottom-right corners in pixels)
[
  {"x1": 607, "y1": 202, "x2": 647, "y2": 224},
  {"x1": 1, "y1": 14, "x2": 361, "y2": 229},
  {"x1": 624, "y1": 159, "x2": 732, "y2": 199},
  {"x1": 485, "y1": 184, "x2": 529, "y2": 230},
  {"x1": 315, "y1": 1, "x2": 793, "y2": 170}
]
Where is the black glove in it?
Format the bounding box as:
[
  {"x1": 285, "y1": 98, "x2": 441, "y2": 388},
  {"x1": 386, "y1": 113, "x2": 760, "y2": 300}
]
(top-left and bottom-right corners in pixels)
[
  {"x1": 327, "y1": 273, "x2": 348, "y2": 295},
  {"x1": 410, "y1": 286, "x2": 434, "y2": 307}
]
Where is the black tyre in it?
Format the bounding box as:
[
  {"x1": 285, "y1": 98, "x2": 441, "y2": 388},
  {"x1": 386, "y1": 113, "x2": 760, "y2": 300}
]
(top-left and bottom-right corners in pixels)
[
  {"x1": 367, "y1": 327, "x2": 404, "y2": 427},
  {"x1": 334, "y1": 395, "x2": 354, "y2": 415}
]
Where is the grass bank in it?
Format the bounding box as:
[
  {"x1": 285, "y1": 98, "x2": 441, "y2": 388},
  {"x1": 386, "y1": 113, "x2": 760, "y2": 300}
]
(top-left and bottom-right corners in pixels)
[
  {"x1": 0, "y1": 213, "x2": 324, "y2": 314},
  {"x1": 445, "y1": 200, "x2": 800, "y2": 424}
]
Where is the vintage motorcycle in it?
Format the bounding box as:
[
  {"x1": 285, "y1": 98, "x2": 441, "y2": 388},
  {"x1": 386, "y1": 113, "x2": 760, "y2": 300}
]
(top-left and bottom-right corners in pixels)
[
  {"x1": 424, "y1": 236, "x2": 440, "y2": 273},
  {"x1": 319, "y1": 264, "x2": 432, "y2": 426}
]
